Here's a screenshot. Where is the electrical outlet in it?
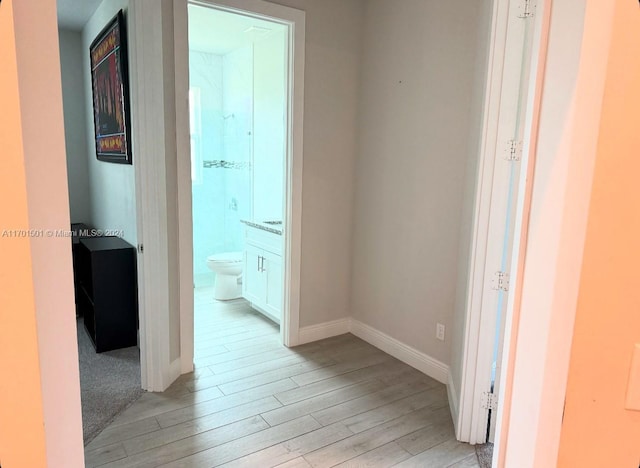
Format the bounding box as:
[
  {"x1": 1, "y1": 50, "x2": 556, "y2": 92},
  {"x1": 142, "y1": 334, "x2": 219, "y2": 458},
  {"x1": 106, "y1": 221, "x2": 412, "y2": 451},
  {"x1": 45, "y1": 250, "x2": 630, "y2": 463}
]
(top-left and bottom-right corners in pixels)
[{"x1": 436, "y1": 323, "x2": 445, "y2": 341}]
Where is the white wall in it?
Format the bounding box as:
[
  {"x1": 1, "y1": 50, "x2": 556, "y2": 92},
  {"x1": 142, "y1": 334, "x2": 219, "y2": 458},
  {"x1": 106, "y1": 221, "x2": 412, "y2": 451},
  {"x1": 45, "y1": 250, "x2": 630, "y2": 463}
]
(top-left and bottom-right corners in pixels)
[
  {"x1": 253, "y1": 30, "x2": 286, "y2": 221},
  {"x1": 266, "y1": 0, "x2": 365, "y2": 327},
  {"x1": 82, "y1": 0, "x2": 137, "y2": 246},
  {"x1": 351, "y1": 0, "x2": 488, "y2": 365},
  {"x1": 58, "y1": 28, "x2": 92, "y2": 224},
  {"x1": 449, "y1": 0, "x2": 494, "y2": 405}
]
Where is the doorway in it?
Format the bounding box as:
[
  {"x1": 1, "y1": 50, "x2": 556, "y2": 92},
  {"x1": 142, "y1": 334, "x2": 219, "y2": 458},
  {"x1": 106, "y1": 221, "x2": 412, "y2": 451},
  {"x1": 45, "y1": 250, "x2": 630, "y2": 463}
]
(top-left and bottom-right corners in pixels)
[
  {"x1": 56, "y1": 17, "x2": 143, "y2": 444},
  {"x1": 179, "y1": 0, "x2": 305, "y2": 375},
  {"x1": 188, "y1": 3, "x2": 288, "y2": 364}
]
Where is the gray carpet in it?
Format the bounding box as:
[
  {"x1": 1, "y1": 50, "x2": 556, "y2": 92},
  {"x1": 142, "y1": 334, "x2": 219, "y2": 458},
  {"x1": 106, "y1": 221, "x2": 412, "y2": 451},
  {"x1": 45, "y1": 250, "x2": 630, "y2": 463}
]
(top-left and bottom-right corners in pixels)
[
  {"x1": 77, "y1": 318, "x2": 143, "y2": 445},
  {"x1": 476, "y1": 443, "x2": 494, "y2": 468}
]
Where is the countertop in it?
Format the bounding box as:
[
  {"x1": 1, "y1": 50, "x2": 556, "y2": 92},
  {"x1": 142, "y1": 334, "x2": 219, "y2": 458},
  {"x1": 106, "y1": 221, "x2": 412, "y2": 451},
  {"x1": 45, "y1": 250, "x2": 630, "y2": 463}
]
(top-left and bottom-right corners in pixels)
[{"x1": 241, "y1": 219, "x2": 283, "y2": 235}]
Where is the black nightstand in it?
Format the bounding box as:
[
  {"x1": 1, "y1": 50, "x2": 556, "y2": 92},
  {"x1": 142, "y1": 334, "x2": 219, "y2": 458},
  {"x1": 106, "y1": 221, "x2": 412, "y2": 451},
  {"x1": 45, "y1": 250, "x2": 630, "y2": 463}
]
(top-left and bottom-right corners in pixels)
[
  {"x1": 77, "y1": 236, "x2": 138, "y2": 352},
  {"x1": 71, "y1": 223, "x2": 96, "y2": 315}
]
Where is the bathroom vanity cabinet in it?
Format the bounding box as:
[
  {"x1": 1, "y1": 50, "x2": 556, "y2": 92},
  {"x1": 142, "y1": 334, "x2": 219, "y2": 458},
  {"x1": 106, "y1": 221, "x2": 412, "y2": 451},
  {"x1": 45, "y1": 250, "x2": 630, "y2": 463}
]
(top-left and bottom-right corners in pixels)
[{"x1": 242, "y1": 224, "x2": 283, "y2": 324}]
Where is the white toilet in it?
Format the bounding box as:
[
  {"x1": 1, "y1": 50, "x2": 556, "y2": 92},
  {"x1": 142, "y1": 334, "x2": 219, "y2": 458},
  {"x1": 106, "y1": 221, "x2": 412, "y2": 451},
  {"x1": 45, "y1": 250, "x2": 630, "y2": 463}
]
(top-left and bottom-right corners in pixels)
[{"x1": 206, "y1": 252, "x2": 243, "y2": 300}]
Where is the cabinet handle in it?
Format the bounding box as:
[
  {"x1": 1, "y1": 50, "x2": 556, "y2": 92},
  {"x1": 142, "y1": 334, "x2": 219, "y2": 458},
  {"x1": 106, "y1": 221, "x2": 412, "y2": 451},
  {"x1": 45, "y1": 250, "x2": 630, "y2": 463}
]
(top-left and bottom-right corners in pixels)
[{"x1": 257, "y1": 255, "x2": 261, "y2": 272}]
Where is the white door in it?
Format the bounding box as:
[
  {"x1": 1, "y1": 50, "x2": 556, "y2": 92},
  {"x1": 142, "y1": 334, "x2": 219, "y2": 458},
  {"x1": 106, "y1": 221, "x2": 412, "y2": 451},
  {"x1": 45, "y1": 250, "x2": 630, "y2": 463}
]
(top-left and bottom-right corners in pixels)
[
  {"x1": 487, "y1": 1, "x2": 538, "y2": 442},
  {"x1": 488, "y1": 1, "x2": 539, "y2": 442},
  {"x1": 457, "y1": 0, "x2": 542, "y2": 445}
]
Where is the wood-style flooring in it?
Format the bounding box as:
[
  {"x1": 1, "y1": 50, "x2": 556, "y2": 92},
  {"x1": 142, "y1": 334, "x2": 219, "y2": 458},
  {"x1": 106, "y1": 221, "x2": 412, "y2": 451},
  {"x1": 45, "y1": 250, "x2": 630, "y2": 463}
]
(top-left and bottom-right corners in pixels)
[{"x1": 85, "y1": 287, "x2": 479, "y2": 467}]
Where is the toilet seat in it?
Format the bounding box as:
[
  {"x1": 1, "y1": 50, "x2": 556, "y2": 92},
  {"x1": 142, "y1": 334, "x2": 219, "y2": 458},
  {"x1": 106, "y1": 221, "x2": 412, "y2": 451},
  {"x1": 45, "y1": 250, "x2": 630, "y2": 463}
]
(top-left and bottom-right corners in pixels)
[{"x1": 207, "y1": 252, "x2": 242, "y2": 263}]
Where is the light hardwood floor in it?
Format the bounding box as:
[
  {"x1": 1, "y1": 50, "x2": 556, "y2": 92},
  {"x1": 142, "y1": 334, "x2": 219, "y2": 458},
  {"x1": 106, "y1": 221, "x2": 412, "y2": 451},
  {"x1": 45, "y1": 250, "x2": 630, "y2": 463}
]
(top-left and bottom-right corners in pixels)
[{"x1": 85, "y1": 287, "x2": 479, "y2": 468}]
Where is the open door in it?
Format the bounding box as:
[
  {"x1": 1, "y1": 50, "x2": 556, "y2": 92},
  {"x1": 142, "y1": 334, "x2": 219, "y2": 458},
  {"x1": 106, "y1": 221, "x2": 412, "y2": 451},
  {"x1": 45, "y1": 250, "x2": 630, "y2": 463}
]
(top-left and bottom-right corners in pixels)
[
  {"x1": 486, "y1": 1, "x2": 538, "y2": 441},
  {"x1": 456, "y1": 0, "x2": 542, "y2": 445}
]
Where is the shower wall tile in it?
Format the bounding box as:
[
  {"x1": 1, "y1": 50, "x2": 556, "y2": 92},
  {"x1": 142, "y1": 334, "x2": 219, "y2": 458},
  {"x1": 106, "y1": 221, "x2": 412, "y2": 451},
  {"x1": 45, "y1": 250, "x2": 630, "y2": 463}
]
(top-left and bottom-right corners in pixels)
[{"x1": 190, "y1": 48, "x2": 253, "y2": 286}]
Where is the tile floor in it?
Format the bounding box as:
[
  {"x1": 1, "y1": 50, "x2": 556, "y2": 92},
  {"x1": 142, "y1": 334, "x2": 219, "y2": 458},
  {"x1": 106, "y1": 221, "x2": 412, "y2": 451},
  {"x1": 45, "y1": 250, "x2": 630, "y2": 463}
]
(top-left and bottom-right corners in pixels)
[{"x1": 84, "y1": 287, "x2": 479, "y2": 467}]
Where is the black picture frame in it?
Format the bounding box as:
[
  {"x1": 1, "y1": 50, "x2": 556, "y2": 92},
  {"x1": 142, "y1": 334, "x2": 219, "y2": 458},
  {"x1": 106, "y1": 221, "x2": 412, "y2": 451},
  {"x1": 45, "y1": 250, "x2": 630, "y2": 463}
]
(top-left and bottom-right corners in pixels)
[{"x1": 89, "y1": 10, "x2": 132, "y2": 164}]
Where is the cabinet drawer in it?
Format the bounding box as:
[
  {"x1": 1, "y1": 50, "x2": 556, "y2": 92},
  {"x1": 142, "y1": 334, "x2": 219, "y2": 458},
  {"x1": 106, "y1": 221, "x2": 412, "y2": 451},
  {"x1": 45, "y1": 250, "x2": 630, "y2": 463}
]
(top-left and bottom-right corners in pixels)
[{"x1": 244, "y1": 226, "x2": 283, "y2": 255}]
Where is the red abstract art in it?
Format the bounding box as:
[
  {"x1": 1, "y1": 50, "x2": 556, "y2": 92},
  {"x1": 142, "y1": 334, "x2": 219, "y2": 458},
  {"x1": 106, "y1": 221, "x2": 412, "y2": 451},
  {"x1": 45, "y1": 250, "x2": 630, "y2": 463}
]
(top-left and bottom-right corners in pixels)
[{"x1": 90, "y1": 10, "x2": 132, "y2": 164}]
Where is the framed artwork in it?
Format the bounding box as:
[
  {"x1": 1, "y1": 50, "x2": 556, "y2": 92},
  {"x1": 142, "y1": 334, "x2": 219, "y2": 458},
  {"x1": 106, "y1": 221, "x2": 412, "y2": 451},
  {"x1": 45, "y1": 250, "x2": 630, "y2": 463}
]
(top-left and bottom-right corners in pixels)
[{"x1": 89, "y1": 10, "x2": 132, "y2": 164}]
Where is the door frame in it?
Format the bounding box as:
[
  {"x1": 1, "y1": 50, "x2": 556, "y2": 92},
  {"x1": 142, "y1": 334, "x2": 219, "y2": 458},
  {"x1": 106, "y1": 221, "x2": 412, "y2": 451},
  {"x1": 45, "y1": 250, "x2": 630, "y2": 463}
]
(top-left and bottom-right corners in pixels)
[
  {"x1": 130, "y1": 0, "x2": 186, "y2": 391},
  {"x1": 455, "y1": 0, "x2": 549, "y2": 444},
  {"x1": 175, "y1": 0, "x2": 306, "y2": 360}
]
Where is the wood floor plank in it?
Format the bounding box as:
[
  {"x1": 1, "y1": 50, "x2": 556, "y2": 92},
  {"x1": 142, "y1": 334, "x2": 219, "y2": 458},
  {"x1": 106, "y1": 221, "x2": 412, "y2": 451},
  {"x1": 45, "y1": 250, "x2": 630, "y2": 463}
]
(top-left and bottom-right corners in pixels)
[
  {"x1": 122, "y1": 396, "x2": 282, "y2": 455},
  {"x1": 332, "y1": 441, "x2": 412, "y2": 467},
  {"x1": 216, "y1": 356, "x2": 337, "y2": 395},
  {"x1": 196, "y1": 327, "x2": 277, "y2": 348},
  {"x1": 194, "y1": 324, "x2": 251, "y2": 340},
  {"x1": 168, "y1": 364, "x2": 218, "y2": 383},
  {"x1": 188, "y1": 353, "x2": 327, "y2": 393},
  {"x1": 274, "y1": 361, "x2": 414, "y2": 406},
  {"x1": 261, "y1": 379, "x2": 387, "y2": 427},
  {"x1": 275, "y1": 457, "x2": 313, "y2": 468},
  {"x1": 290, "y1": 349, "x2": 391, "y2": 387},
  {"x1": 107, "y1": 385, "x2": 224, "y2": 427},
  {"x1": 156, "y1": 378, "x2": 298, "y2": 429},
  {"x1": 101, "y1": 416, "x2": 269, "y2": 468},
  {"x1": 302, "y1": 408, "x2": 439, "y2": 468},
  {"x1": 338, "y1": 386, "x2": 448, "y2": 434},
  {"x1": 86, "y1": 416, "x2": 161, "y2": 451},
  {"x1": 195, "y1": 312, "x2": 267, "y2": 323},
  {"x1": 193, "y1": 315, "x2": 265, "y2": 333},
  {"x1": 395, "y1": 406, "x2": 456, "y2": 455},
  {"x1": 447, "y1": 454, "x2": 482, "y2": 468},
  {"x1": 221, "y1": 334, "x2": 281, "y2": 351},
  {"x1": 196, "y1": 319, "x2": 276, "y2": 338},
  {"x1": 85, "y1": 442, "x2": 128, "y2": 468},
  {"x1": 217, "y1": 422, "x2": 354, "y2": 468},
  {"x1": 310, "y1": 376, "x2": 440, "y2": 428},
  {"x1": 160, "y1": 415, "x2": 321, "y2": 467},
  {"x1": 195, "y1": 340, "x2": 282, "y2": 364},
  {"x1": 393, "y1": 438, "x2": 477, "y2": 468},
  {"x1": 88, "y1": 296, "x2": 472, "y2": 468},
  {"x1": 160, "y1": 378, "x2": 224, "y2": 400},
  {"x1": 375, "y1": 365, "x2": 437, "y2": 387},
  {"x1": 209, "y1": 345, "x2": 317, "y2": 375}
]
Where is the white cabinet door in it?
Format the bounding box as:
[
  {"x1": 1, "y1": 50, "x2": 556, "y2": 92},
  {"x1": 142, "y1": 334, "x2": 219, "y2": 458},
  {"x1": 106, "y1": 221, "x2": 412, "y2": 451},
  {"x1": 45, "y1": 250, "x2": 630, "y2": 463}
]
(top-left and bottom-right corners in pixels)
[
  {"x1": 263, "y1": 249, "x2": 283, "y2": 320},
  {"x1": 243, "y1": 244, "x2": 265, "y2": 305}
]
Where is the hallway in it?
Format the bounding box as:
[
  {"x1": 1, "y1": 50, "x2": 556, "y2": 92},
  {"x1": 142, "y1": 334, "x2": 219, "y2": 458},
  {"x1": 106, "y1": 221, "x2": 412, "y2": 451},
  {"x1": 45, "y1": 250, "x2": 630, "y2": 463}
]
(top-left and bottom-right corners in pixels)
[{"x1": 84, "y1": 289, "x2": 478, "y2": 467}]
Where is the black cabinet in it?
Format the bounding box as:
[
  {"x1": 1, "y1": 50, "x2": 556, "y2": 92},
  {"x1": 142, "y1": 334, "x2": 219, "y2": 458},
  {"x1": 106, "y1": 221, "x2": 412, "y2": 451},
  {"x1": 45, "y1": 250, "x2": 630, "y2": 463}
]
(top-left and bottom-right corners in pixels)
[
  {"x1": 71, "y1": 223, "x2": 97, "y2": 315},
  {"x1": 77, "y1": 236, "x2": 138, "y2": 353}
]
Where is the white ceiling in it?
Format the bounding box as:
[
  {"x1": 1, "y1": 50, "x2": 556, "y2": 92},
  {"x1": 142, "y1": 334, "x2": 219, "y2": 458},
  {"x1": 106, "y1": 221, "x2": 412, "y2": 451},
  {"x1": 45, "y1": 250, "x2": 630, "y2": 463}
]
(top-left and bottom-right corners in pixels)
[
  {"x1": 56, "y1": 1, "x2": 286, "y2": 49},
  {"x1": 57, "y1": 0, "x2": 103, "y2": 31},
  {"x1": 188, "y1": 4, "x2": 286, "y2": 55}
]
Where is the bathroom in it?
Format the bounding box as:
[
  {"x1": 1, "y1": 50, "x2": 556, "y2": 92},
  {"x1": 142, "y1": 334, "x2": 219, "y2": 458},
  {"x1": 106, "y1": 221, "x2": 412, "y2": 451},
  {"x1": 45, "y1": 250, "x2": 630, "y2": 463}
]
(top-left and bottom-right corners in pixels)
[{"x1": 189, "y1": 5, "x2": 287, "y2": 336}]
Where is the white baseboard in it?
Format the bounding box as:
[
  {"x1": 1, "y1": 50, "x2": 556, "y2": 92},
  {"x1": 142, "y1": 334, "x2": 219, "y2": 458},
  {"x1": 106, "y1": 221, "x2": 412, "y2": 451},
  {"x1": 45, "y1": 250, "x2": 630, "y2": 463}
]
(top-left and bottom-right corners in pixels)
[
  {"x1": 350, "y1": 319, "x2": 449, "y2": 384},
  {"x1": 298, "y1": 318, "x2": 351, "y2": 345},
  {"x1": 447, "y1": 371, "x2": 460, "y2": 433},
  {"x1": 295, "y1": 317, "x2": 450, "y2": 386}
]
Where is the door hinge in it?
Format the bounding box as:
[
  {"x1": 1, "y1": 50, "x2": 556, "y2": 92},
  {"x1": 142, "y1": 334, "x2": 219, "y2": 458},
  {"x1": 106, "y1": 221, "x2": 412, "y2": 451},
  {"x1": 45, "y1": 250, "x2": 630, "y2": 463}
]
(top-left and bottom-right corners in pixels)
[
  {"x1": 138, "y1": 243, "x2": 144, "y2": 253},
  {"x1": 505, "y1": 139, "x2": 523, "y2": 161},
  {"x1": 492, "y1": 271, "x2": 510, "y2": 292},
  {"x1": 517, "y1": 0, "x2": 535, "y2": 18},
  {"x1": 481, "y1": 391, "x2": 498, "y2": 410}
]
